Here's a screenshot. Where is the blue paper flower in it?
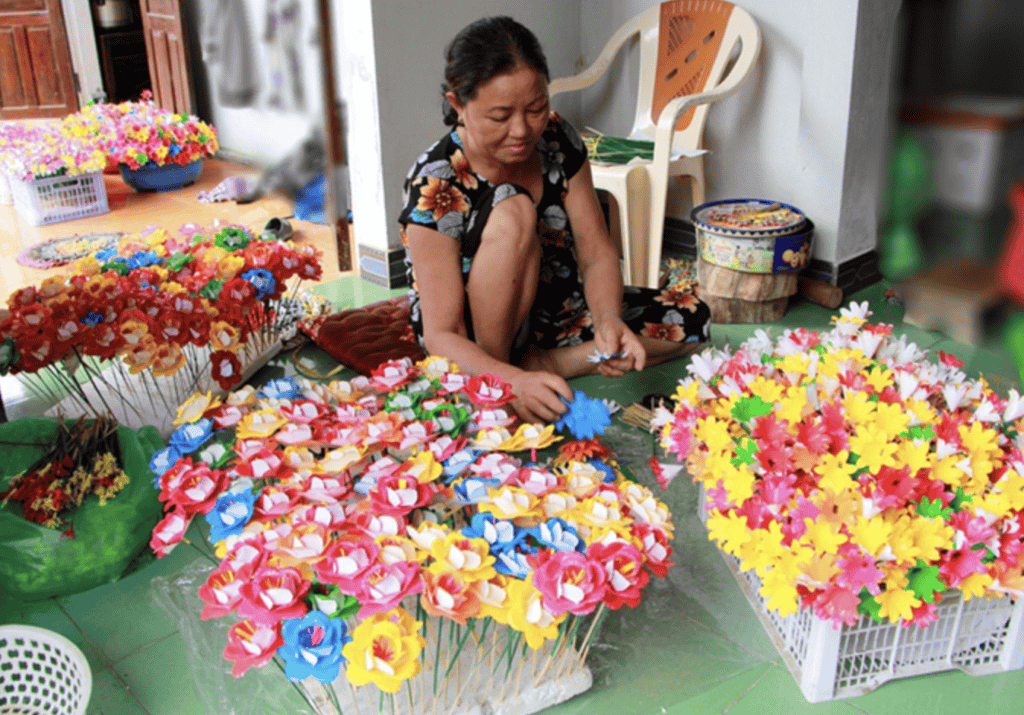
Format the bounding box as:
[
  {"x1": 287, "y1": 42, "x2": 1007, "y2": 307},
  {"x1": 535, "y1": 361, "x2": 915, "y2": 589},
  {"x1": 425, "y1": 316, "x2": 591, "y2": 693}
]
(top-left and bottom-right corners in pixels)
[
  {"x1": 205, "y1": 490, "x2": 257, "y2": 543},
  {"x1": 242, "y1": 268, "x2": 276, "y2": 299},
  {"x1": 149, "y1": 446, "x2": 182, "y2": 484},
  {"x1": 494, "y1": 549, "x2": 533, "y2": 579},
  {"x1": 461, "y1": 512, "x2": 525, "y2": 554},
  {"x1": 80, "y1": 312, "x2": 104, "y2": 327},
  {"x1": 257, "y1": 377, "x2": 301, "y2": 400},
  {"x1": 529, "y1": 518, "x2": 585, "y2": 553},
  {"x1": 589, "y1": 458, "x2": 617, "y2": 483},
  {"x1": 168, "y1": 418, "x2": 215, "y2": 453},
  {"x1": 452, "y1": 476, "x2": 501, "y2": 504},
  {"x1": 127, "y1": 250, "x2": 161, "y2": 270},
  {"x1": 554, "y1": 389, "x2": 611, "y2": 439},
  {"x1": 94, "y1": 248, "x2": 116, "y2": 262},
  {"x1": 442, "y1": 448, "x2": 477, "y2": 483},
  {"x1": 277, "y1": 611, "x2": 350, "y2": 684}
]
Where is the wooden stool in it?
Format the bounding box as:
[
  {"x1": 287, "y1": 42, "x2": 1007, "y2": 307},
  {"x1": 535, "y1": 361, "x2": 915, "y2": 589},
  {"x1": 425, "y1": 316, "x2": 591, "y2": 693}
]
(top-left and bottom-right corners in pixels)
[
  {"x1": 901, "y1": 260, "x2": 1005, "y2": 345},
  {"x1": 696, "y1": 257, "x2": 798, "y2": 323}
]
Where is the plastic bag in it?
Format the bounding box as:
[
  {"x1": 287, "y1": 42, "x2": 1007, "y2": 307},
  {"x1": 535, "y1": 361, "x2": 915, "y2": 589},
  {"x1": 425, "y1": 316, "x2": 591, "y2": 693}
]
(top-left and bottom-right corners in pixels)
[{"x1": 0, "y1": 418, "x2": 164, "y2": 601}]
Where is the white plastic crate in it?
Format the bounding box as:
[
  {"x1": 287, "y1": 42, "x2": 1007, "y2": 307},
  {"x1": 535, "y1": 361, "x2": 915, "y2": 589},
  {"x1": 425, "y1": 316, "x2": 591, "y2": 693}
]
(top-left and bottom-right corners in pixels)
[
  {"x1": 699, "y1": 490, "x2": 1024, "y2": 702},
  {"x1": 9, "y1": 171, "x2": 108, "y2": 226},
  {"x1": 0, "y1": 171, "x2": 11, "y2": 205}
]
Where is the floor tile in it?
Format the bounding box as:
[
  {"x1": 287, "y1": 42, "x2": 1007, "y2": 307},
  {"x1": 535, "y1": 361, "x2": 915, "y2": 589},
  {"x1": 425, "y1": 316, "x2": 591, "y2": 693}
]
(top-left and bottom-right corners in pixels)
[
  {"x1": 309, "y1": 274, "x2": 405, "y2": 309},
  {"x1": 840, "y1": 666, "x2": 1024, "y2": 715},
  {"x1": 541, "y1": 603, "x2": 769, "y2": 715},
  {"x1": 667, "y1": 662, "x2": 775, "y2": 714},
  {"x1": 114, "y1": 634, "x2": 206, "y2": 715},
  {"x1": 724, "y1": 665, "x2": 872, "y2": 714},
  {"x1": 0, "y1": 597, "x2": 108, "y2": 674},
  {"x1": 86, "y1": 666, "x2": 148, "y2": 715},
  {"x1": 58, "y1": 523, "x2": 211, "y2": 664}
]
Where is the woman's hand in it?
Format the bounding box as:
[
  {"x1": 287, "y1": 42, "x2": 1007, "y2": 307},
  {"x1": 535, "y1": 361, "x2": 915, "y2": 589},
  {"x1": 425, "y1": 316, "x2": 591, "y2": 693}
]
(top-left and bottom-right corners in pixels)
[
  {"x1": 507, "y1": 370, "x2": 574, "y2": 424},
  {"x1": 593, "y1": 315, "x2": 646, "y2": 377}
]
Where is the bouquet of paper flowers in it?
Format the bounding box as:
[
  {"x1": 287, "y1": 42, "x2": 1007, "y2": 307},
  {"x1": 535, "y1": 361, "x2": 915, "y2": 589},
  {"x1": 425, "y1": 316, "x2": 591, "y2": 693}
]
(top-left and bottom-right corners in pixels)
[
  {"x1": 149, "y1": 360, "x2": 673, "y2": 714},
  {"x1": 61, "y1": 90, "x2": 218, "y2": 170},
  {"x1": 0, "y1": 222, "x2": 326, "y2": 438},
  {"x1": 658, "y1": 301, "x2": 1024, "y2": 630},
  {"x1": 0, "y1": 121, "x2": 107, "y2": 182}
]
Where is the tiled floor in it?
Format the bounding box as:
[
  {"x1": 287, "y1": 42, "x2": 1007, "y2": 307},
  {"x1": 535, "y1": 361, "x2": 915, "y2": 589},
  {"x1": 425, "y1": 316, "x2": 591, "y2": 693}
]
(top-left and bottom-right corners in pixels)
[{"x1": 3, "y1": 268, "x2": 1024, "y2": 713}]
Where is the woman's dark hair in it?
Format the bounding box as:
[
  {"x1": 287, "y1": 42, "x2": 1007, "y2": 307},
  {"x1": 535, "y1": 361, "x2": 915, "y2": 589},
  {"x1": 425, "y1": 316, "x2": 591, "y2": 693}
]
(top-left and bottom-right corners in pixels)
[{"x1": 441, "y1": 17, "x2": 549, "y2": 126}]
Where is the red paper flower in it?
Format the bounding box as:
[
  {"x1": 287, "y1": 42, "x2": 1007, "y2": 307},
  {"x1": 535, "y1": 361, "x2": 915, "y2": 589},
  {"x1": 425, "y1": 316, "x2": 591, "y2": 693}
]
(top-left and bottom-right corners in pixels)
[
  {"x1": 529, "y1": 549, "x2": 607, "y2": 616},
  {"x1": 211, "y1": 350, "x2": 243, "y2": 390},
  {"x1": 464, "y1": 374, "x2": 514, "y2": 407},
  {"x1": 588, "y1": 541, "x2": 650, "y2": 610},
  {"x1": 222, "y1": 619, "x2": 284, "y2": 678},
  {"x1": 313, "y1": 536, "x2": 380, "y2": 593},
  {"x1": 236, "y1": 565, "x2": 310, "y2": 627},
  {"x1": 199, "y1": 562, "x2": 247, "y2": 619},
  {"x1": 149, "y1": 508, "x2": 189, "y2": 558},
  {"x1": 160, "y1": 461, "x2": 230, "y2": 517},
  {"x1": 368, "y1": 474, "x2": 435, "y2": 518}
]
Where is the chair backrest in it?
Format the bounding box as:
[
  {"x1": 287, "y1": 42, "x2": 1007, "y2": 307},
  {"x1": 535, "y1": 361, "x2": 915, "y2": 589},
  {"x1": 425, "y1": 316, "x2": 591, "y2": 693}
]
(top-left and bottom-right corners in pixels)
[{"x1": 553, "y1": 1, "x2": 759, "y2": 151}]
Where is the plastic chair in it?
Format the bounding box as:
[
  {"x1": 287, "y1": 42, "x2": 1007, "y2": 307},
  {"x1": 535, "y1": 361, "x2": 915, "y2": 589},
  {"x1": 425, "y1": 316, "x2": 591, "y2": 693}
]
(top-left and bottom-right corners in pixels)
[{"x1": 550, "y1": 0, "x2": 761, "y2": 288}]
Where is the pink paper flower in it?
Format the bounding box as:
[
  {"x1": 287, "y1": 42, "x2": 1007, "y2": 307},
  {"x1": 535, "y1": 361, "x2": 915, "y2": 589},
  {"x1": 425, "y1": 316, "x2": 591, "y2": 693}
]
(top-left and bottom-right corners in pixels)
[
  {"x1": 149, "y1": 508, "x2": 189, "y2": 557},
  {"x1": 530, "y1": 550, "x2": 607, "y2": 616},
  {"x1": 222, "y1": 619, "x2": 284, "y2": 677},
  {"x1": 314, "y1": 536, "x2": 380, "y2": 593},
  {"x1": 464, "y1": 374, "x2": 514, "y2": 407},
  {"x1": 354, "y1": 560, "x2": 424, "y2": 618},
  {"x1": 199, "y1": 563, "x2": 247, "y2": 619},
  {"x1": 588, "y1": 541, "x2": 650, "y2": 609},
  {"x1": 237, "y1": 565, "x2": 310, "y2": 627}
]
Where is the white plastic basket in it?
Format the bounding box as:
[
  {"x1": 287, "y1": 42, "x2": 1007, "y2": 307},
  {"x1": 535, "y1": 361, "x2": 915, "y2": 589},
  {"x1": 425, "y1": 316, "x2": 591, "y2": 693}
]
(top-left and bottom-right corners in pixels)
[
  {"x1": 0, "y1": 171, "x2": 11, "y2": 205},
  {"x1": 9, "y1": 172, "x2": 108, "y2": 226},
  {"x1": 0, "y1": 624, "x2": 92, "y2": 715},
  {"x1": 698, "y1": 489, "x2": 1024, "y2": 702}
]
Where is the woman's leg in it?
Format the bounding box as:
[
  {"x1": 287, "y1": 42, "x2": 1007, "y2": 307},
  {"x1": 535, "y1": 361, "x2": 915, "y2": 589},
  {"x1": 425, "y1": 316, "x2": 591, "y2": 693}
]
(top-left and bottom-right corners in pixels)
[{"x1": 465, "y1": 192, "x2": 541, "y2": 362}]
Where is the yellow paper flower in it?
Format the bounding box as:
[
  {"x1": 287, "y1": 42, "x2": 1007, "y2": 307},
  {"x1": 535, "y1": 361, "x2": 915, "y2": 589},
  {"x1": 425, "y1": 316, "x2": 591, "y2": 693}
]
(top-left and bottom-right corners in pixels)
[
  {"x1": 480, "y1": 486, "x2": 540, "y2": 520},
  {"x1": 342, "y1": 608, "x2": 426, "y2": 692},
  {"x1": 174, "y1": 391, "x2": 222, "y2": 426},
  {"x1": 235, "y1": 409, "x2": 287, "y2": 439},
  {"x1": 428, "y1": 533, "x2": 497, "y2": 582},
  {"x1": 876, "y1": 586, "x2": 921, "y2": 623},
  {"x1": 505, "y1": 579, "x2": 565, "y2": 650},
  {"x1": 210, "y1": 321, "x2": 242, "y2": 352}
]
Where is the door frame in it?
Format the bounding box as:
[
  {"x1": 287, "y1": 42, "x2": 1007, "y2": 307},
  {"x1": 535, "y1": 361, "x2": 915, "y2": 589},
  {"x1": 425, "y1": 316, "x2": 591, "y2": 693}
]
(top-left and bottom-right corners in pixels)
[{"x1": 63, "y1": 0, "x2": 108, "y2": 106}]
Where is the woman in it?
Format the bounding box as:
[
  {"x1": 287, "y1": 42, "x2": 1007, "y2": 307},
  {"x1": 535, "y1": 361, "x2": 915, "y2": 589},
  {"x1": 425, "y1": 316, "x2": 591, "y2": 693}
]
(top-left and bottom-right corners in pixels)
[{"x1": 399, "y1": 16, "x2": 710, "y2": 424}]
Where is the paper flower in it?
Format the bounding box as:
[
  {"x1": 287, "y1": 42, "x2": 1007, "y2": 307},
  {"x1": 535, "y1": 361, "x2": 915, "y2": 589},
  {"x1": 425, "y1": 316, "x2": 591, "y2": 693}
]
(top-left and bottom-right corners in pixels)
[
  {"x1": 148, "y1": 359, "x2": 671, "y2": 694},
  {"x1": 222, "y1": 619, "x2": 285, "y2": 678},
  {"x1": 555, "y1": 390, "x2": 612, "y2": 439},
  {"x1": 277, "y1": 611, "x2": 350, "y2": 683},
  {"x1": 663, "y1": 301, "x2": 1024, "y2": 629},
  {"x1": 341, "y1": 609, "x2": 426, "y2": 693}
]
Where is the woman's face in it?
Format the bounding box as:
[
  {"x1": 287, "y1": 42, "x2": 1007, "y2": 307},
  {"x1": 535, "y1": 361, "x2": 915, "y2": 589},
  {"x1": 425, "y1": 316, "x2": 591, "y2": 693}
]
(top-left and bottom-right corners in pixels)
[{"x1": 449, "y1": 64, "x2": 549, "y2": 169}]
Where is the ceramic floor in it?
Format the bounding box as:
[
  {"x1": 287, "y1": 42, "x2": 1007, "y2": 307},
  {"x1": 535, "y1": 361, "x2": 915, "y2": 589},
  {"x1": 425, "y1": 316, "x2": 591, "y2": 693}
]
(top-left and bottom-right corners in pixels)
[{"x1": 3, "y1": 275, "x2": 1024, "y2": 715}]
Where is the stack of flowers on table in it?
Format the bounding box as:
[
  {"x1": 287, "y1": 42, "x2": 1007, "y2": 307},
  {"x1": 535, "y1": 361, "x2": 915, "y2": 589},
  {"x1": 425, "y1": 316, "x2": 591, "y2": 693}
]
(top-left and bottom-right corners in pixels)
[
  {"x1": 60, "y1": 90, "x2": 218, "y2": 170},
  {"x1": 658, "y1": 301, "x2": 1024, "y2": 630},
  {"x1": 0, "y1": 121, "x2": 107, "y2": 183},
  {"x1": 0, "y1": 222, "x2": 325, "y2": 438},
  {"x1": 148, "y1": 360, "x2": 674, "y2": 714}
]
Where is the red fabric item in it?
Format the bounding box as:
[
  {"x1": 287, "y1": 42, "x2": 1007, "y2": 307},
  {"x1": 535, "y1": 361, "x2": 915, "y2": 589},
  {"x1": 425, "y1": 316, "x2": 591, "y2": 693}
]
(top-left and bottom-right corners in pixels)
[
  {"x1": 999, "y1": 182, "x2": 1024, "y2": 305},
  {"x1": 304, "y1": 296, "x2": 425, "y2": 375}
]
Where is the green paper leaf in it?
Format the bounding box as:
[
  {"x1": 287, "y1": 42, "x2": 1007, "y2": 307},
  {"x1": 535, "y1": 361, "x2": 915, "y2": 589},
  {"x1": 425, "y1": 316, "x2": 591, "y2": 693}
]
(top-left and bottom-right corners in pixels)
[
  {"x1": 857, "y1": 586, "x2": 884, "y2": 622},
  {"x1": 165, "y1": 252, "x2": 193, "y2": 272},
  {"x1": 906, "y1": 559, "x2": 946, "y2": 603},
  {"x1": 731, "y1": 437, "x2": 758, "y2": 467},
  {"x1": 731, "y1": 395, "x2": 773, "y2": 423},
  {"x1": 915, "y1": 496, "x2": 953, "y2": 520},
  {"x1": 200, "y1": 279, "x2": 223, "y2": 301},
  {"x1": 950, "y1": 487, "x2": 973, "y2": 512},
  {"x1": 338, "y1": 593, "x2": 361, "y2": 620}
]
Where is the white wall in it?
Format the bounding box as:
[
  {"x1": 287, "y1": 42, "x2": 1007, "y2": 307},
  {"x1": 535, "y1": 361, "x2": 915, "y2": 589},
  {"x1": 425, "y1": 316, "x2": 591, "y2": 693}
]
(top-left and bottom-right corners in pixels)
[
  {"x1": 358, "y1": 0, "x2": 583, "y2": 254},
  {"x1": 578, "y1": 0, "x2": 900, "y2": 269}
]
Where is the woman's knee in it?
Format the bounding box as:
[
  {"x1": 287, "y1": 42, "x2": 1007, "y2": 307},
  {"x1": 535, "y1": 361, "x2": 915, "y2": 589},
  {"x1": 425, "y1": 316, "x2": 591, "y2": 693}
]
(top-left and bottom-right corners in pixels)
[{"x1": 480, "y1": 193, "x2": 539, "y2": 257}]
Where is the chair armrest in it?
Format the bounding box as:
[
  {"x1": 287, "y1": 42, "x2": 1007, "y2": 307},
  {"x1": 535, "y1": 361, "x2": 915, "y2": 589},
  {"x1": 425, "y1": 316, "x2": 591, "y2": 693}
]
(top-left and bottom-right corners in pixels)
[{"x1": 549, "y1": 14, "x2": 645, "y2": 99}]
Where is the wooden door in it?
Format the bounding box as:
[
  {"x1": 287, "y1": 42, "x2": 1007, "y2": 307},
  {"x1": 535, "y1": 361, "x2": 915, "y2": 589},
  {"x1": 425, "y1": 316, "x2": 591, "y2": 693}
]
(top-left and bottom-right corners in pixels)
[
  {"x1": 0, "y1": 0, "x2": 79, "y2": 119},
  {"x1": 139, "y1": 0, "x2": 192, "y2": 113}
]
